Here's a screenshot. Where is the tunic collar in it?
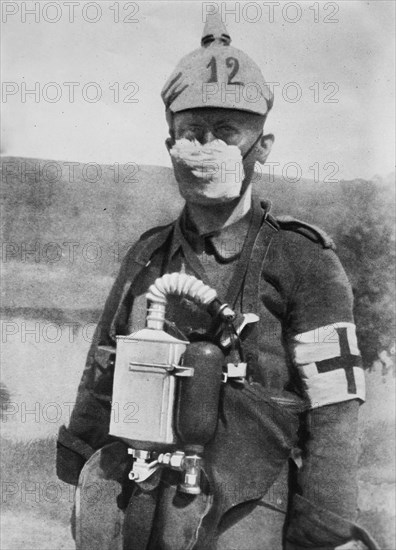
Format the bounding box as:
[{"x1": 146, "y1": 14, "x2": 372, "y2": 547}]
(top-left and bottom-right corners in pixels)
[{"x1": 169, "y1": 205, "x2": 253, "y2": 262}]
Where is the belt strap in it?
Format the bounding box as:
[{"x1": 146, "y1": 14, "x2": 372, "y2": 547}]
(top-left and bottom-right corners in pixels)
[{"x1": 123, "y1": 487, "x2": 160, "y2": 550}]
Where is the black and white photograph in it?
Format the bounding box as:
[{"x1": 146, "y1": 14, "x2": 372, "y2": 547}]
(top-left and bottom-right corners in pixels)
[{"x1": 1, "y1": 1, "x2": 395, "y2": 548}]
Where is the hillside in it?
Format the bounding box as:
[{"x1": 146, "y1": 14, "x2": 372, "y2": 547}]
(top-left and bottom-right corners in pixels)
[{"x1": 2, "y1": 157, "x2": 394, "y2": 254}]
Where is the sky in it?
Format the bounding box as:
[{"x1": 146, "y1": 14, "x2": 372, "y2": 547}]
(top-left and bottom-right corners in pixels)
[{"x1": 1, "y1": 0, "x2": 395, "y2": 181}]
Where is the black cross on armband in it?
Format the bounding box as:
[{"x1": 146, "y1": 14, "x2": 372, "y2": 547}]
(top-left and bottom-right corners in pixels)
[{"x1": 315, "y1": 327, "x2": 361, "y2": 394}]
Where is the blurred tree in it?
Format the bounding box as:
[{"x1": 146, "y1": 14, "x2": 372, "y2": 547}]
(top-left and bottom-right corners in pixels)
[{"x1": 334, "y1": 179, "x2": 395, "y2": 368}]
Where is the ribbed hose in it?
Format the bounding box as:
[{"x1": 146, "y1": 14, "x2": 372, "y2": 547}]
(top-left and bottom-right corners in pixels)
[
  {"x1": 146, "y1": 273, "x2": 217, "y2": 305},
  {"x1": 146, "y1": 272, "x2": 234, "y2": 329}
]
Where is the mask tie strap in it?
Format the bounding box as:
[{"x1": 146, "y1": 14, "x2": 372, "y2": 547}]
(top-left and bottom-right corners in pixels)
[{"x1": 242, "y1": 132, "x2": 263, "y2": 161}]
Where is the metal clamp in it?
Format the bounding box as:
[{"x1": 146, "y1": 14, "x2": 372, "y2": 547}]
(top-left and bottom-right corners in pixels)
[
  {"x1": 173, "y1": 364, "x2": 195, "y2": 377},
  {"x1": 222, "y1": 362, "x2": 247, "y2": 383},
  {"x1": 220, "y1": 313, "x2": 259, "y2": 348}
]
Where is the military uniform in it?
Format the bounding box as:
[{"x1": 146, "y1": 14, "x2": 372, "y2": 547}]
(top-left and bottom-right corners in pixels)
[{"x1": 56, "y1": 13, "x2": 378, "y2": 550}]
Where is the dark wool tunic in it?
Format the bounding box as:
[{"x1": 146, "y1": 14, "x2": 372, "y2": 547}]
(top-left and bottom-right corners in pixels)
[{"x1": 57, "y1": 198, "x2": 368, "y2": 549}]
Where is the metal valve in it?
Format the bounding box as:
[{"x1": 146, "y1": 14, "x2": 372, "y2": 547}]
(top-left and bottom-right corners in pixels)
[
  {"x1": 127, "y1": 449, "x2": 159, "y2": 482},
  {"x1": 128, "y1": 448, "x2": 203, "y2": 494}
]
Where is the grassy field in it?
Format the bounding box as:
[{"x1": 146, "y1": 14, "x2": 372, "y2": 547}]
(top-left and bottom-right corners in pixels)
[{"x1": 1, "y1": 313, "x2": 86, "y2": 549}]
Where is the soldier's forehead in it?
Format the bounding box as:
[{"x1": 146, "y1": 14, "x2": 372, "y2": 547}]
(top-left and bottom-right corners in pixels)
[{"x1": 173, "y1": 108, "x2": 262, "y2": 123}]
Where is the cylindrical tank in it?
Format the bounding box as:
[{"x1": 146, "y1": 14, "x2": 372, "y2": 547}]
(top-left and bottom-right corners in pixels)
[{"x1": 175, "y1": 341, "x2": 224, "y2": 447}]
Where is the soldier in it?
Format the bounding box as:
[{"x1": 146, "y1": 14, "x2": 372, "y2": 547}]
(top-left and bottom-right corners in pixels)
[{"x1": 56, "y1": 14, "x2": 379, "y2": 550}]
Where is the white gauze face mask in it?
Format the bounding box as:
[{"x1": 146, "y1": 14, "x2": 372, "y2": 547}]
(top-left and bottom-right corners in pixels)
[{"x1": 169, "y1": 139, "x2": 245, "y2": 205}]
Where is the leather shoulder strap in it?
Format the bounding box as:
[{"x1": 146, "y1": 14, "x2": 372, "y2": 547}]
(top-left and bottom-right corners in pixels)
[
  {"x1": 276, "y1": 215, "x2": 335, "y2": 250},
  {"x1": 240, "y1": 201, "x2": 278, "y2": 378},
  {"x1": 241, "y1": 204, "x2": 278, "y2": 313},
  {"x1": 224, "y1": 198, "x2": 267, "y2": 307}
]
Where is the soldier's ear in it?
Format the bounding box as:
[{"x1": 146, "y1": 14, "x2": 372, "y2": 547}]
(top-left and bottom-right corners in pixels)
[
  {"x1": 256, "y1": 134, "x2": 274, "y2": 165},
  {"x1": 165, "y1": 131, "x2": 175, "y2": 152}
]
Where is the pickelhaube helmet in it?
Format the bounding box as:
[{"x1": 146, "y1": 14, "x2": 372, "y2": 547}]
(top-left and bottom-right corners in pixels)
[{"x1": 161, "y1": 13, "x2": 273, "y2": 116}]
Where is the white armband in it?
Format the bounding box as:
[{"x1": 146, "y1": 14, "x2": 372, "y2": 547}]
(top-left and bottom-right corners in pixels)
[{"x1": 291, "y1": 322, "x2": 365, "y2": 409}]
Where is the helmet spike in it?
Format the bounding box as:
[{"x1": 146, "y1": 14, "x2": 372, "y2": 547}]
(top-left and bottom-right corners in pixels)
[{"x1": 201, "y1": 12, "x2": 231, "y2": 47}]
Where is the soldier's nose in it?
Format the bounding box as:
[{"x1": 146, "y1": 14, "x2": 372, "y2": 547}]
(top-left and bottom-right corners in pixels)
[{"x1": 201, "y1": 130, "x2": 216, "y2": 144}]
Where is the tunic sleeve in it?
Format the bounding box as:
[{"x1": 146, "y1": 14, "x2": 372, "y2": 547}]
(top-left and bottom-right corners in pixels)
[
  {"x1": 286, "y1": 246, "x2": 365, "y2": 408},
  {"x1": 285, "y1": 244, "x2": 365, "y2": 547}
]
